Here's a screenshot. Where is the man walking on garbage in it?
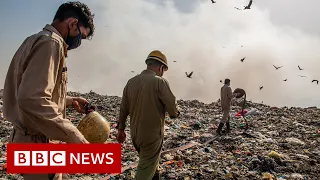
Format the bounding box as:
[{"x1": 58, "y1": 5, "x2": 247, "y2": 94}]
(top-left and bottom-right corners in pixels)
[
  {"x1": 217, "y1": 78, "x2": 234, "y2": 135},
  {"x1": 2, "y1": 1, "x2": 95, "y2": 179},
  {"x1": 116, "y1": 50, "x2": 180, "y2": 180}
]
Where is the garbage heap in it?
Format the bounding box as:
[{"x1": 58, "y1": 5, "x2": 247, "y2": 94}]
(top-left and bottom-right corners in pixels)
[{"x1": 0, "y1": 90, "x2": 319, "y2": 180}]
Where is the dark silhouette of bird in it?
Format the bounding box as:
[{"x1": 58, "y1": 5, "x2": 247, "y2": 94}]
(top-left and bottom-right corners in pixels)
[
  {"x1": 298, "y1": 75, "x2": 307, "y2": 78},
  {"x1": 234, "y1": 7, "x2": 242, "y2": 10},
  {"x1": 312, "y1": 80, "x2": 319, "y2": 84},
  {"x1": 211, "y1": 0, "x2": 216, "y2": 3},
  {"x1": 298, "y1": 65, "x2": 303, "y2": 70},
  {"x1": 173, "y1": 61, "x2": 177, "y2": 62},
  {"x1": 259, "y1": 86, "x2": 263, "y2": 90},
  {"x1": 283, "y1": 79, "x2": 287, "y2": 81},
  {"x1": 273, "y1": 65, "x2": 283, "y2": 70},
  {"x1": 244, "y1": 0, "x2": 253, "y2": 9},
  {"x1": 131, "y1": 71, "x2": 135, "y2": 73},
  {"x1": 185, "y1": 71, "x2": 193, "y2": 78},
  {"x1": 240, "y1": 57, "x2": 246, "y2": 62}
]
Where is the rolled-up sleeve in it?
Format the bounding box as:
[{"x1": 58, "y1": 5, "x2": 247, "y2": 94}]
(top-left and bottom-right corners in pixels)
[
  {"x1": 158, "y1": 78, "x2": 180, "y2": 118},
  {"x1": 118, "y1": 83, "x2": 129, "y2": 130},
  {"x1": 17, "y1": 38, "x2": 88, "y2": 144}
]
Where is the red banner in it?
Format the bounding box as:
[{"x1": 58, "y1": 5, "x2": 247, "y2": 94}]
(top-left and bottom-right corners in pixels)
[{"x1": 6, "y1": 144, "x2": 121, "y2": 174}]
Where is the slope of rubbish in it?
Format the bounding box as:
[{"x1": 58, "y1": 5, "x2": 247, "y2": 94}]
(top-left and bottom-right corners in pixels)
[{"x1": 0, "y1": 90, "x2": 319, "y2": 180}]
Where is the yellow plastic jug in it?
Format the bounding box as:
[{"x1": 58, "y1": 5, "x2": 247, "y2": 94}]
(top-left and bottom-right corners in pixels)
[{"x1": 77, "y1": 110, "x2": 110, "y2": 143}]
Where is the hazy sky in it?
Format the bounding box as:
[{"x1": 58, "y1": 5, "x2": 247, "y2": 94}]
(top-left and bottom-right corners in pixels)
[{"x1": 1, "y1": 0, "x2": 320, "y2": 107}]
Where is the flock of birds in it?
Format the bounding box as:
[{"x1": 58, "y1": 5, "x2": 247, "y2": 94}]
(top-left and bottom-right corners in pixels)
[
  {"x1": 231, "y1": 61, "x2": 318, "y2": 91},
  {"x1": 131, "y1": 0, "x2": 319, "y2": 93},
  {"x1": 132, "y1": 57, "x2": 319, "y2": 90},
  {"x1": 182, "y1": 57, "x2": 319, "y2": 97},
  {"x1": 186, "y1": 0, "x2": 320, "y2": 89},
  {"x1": 265, "y1": 64, "x2": 319, "y2": 86},
  {"x1": 183, "y1": 58, "x2": 319, "y2": 88}
]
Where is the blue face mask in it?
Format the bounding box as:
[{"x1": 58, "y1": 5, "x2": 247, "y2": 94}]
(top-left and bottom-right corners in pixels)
[{"x1": 66, "y1": 24, "x2": 82, "y2": 50}]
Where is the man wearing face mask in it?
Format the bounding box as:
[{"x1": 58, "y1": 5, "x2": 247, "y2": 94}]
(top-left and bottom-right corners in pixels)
[
  {"x1": 116, "y1": 50, "x2": 180, "y2": 180},
  {"x1": 2, "y1": 1, "x2": 95, "y2": 180}
]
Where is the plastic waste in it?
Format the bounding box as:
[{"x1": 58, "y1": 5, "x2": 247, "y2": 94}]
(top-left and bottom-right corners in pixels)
[
  {"x1": 235, "y1": 109, "x2": 248, "y2": 117},
  {"x1": 285, "y1": 137, "x2": 305, "y2": 146},
  {"x1": 262, "y1": 172, "x2": 273, "y2": 180},
  {"x1": 245, "y1": 108, "x2": 260, "y2": 116}
]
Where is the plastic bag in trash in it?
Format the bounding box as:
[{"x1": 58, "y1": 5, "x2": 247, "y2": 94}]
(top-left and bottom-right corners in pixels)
[{"x1": 245, "y1": 108, "x2": 261, "y2": 116}]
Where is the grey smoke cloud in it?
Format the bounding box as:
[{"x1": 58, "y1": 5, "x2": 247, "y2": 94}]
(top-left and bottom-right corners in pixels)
[{"x1": 1, "y1": 0, "x2": 320, "y2": 107}]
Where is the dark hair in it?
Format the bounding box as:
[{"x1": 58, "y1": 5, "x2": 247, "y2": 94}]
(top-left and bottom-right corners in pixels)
[
  {"x1": 53, "y1": 1, "x2": 95, "y2": 38},
  {"x1": 146, "y1": 59, "x2": 164, "y2": 67},
  {"x1": 224, "y1": 78, "x2": 230, "y2": 84}
]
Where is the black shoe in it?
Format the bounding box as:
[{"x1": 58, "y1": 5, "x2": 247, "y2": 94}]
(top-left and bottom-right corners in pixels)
[
  {"x1": 216, "y1": 123, "x2": 224, "y2": 135},
  {"x1": 226, "y1": 122, "x2": 231, "y2": 133},
  {"x1": 152, "y1": 172, "x2": 160, "y2": 180}
]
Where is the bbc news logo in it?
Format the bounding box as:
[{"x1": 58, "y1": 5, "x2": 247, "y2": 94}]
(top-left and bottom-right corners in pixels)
[
  {"x1": 14, "y1": 151, "x2": 114, "y2": 166},
  {"x1": 7, "y1": 144, "x2": 121, "y2": 173},
  {"x1": 14, "y1": 151, "x2": 67, "y2": 166}
]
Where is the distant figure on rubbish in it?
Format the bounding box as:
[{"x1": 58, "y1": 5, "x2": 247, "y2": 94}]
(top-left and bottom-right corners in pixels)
[
  {"x1": 217, "y1": 78, "x2": 237, "y2": 135},
  {"x1": 2, "y1": 1, "x2": 95, "y2": 180},
  {"x1": 116, "y1": 50, "x2": 180, "y2": 180}
]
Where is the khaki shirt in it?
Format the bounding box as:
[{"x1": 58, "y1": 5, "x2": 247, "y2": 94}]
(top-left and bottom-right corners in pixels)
[
  {"x1": 119, "y1": 69, "x2": 180, "y2": 142},
  {"x1": 221, "y1": 85, "x2": 233, "y2": 109},
  {"x1": 2, "y1": 24, "x2": 87, "y2": 143}
]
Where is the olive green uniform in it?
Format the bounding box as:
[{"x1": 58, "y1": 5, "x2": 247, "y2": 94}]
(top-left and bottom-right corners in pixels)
[
  {"x1": 119, "y1": 69, "x2": 180, "y2": 180},
  {"x1": 3, "y1": 24, "x2": 87, "y2": 180}
]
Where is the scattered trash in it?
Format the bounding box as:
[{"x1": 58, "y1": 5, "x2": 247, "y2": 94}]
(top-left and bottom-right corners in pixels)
[
  {"x1": 262, "y1": 172, "x2": 274, "y2": 180},
  {"x1": 245, "y1": 108, "x2": 261, "y2": 116},
  {"x1": 289, "y1": 173, "x2": 304, "y2": 180},
  {"x1": 235, "y1": 109, "x2": 248, "y2": 117},
  {"x1": 285, "y1": 137, "x2": 305, "y2": 146},
  {"x1": 267, "y1": 150, "x2": 284, "y2": 164},
  {"x1": 0, "y1": 89, "x2": 319, "y2": 179}
]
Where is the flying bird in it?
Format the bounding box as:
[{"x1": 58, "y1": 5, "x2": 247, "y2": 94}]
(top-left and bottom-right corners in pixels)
[
  {"x1": 185, "y1": 71, "x2": 193, "y2": 78},
  {"x1": 312, "y1": 80, "x2": 319, "y2": 84},
  {"x1": 211, "y1": 0, "x2": 216, "y2": 3},
  {"x1": 240, "y1": 57, "x2": 246, "y2": 62},
  {"x1": 131, "y1": 71, "x2": 135, "y2": 73},
  {"x1": 298, "y1": 75, "x2": 307, "y2": 78},
  {"x1": 259, "y1": 86, "x2": 263, "y2": 90},
  {"x1": 298, "y1": 65, "x2": 303, "y2": 70},
  {"x1": 235, "y1": 0, "x2": 253, "y2": 10},
  {"x1": 244, "y1": 0, "x2": 253, "y2": 9},
  {"x1": 273, "y1": 65, "x2": 283, "y2": 70},
  {"x1": 283, "y1": 79, "x2": 287, "y2": 81},
  {"x1": 173, "y1": 61, "x2": 177, "y2": 62}
]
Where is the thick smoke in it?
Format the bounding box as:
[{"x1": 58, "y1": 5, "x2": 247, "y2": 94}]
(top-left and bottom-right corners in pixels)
[{"x1": 1, "y1": 0, "x2": 320, "y2": 107}]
